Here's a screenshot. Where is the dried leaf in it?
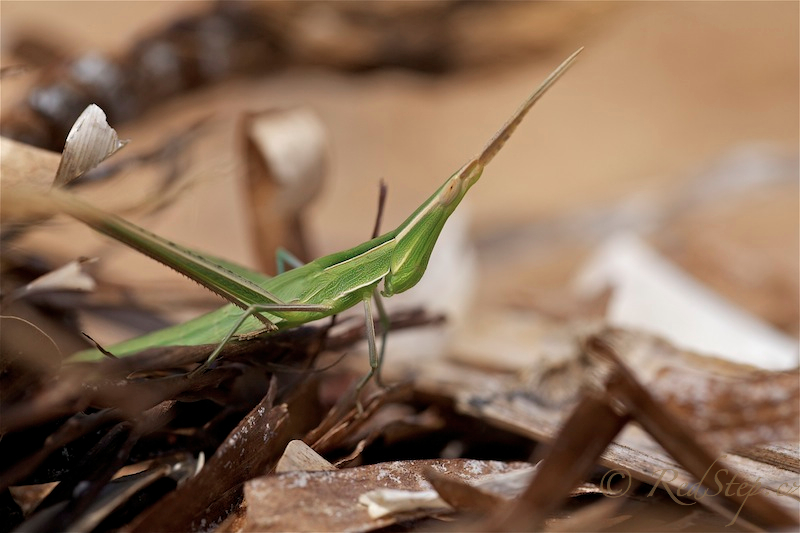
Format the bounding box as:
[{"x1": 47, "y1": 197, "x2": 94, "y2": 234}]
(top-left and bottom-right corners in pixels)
[
  {"x1": 587, "y1": 335, "x2": 799, "y2": 530},
  {"x1": 11, "y1": 257, "x2": 97, "y2": 301},
  {"x1": 414, "y1": 328, "x2": 800, "y2": 528},
  {"x1": 423, "y1": 466, "x2": 505, "y2": 514},
  {"x1": 241, "y1": 107, "x2": 327, "y2": 272},
  {"x1": 243, "y1": 459, "x2": 530, "y2": 532},
  {"x1": 8, "y1": 483, "x2": 59, "y2": 515},
  {"x1": 275, "y1": 440, "x2": 336, "y2": 473},
  {"x1": 575, "y1": 233, "x2": 798, "y2": 370},
  {"x1": 245, "y1": 108, "x2": 326, "y2": 193},
  {"x1": 53, "y1": 104, "x2": 127, "y2": 187},
  {"x1": 0, "y1": 137, "x2": 60, "y2": 224},
  {"x1": 0, "y1": 137, "x2": 60, "y2": 191},
  {"x1": 450, "y1": 318, "x2": 799, "y2": 451},
  {"x1": 59, "y1": 455, "x2": 197, "y2": 533},
  {"x1": 358, "y1": 488, "x2": 450, "y2": 519},
  {"x1": 127, "y1": 381, "x2": 291, "y2": 532},
  {"x1": 480, "y1": 336, "x2": 798, "y2": 531},
  {"x1": 485, "y1": 376, "x2": 629, "y2": 531}
]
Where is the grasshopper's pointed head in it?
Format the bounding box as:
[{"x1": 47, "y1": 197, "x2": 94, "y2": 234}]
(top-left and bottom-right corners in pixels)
[
  {"x1": 438, "y1": 158, "x2": 484, "y2": 207},
  {"x1": 382, "y1": 159, "x2": 483, "y2": 297},
  {"x1": 382, "y1": 48, "x2": 582, "y2": 297}
]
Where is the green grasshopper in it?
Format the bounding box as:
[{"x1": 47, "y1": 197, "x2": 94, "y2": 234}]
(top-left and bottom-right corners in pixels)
[{"x1": 63, "y1": 49, "x2": 582, "y2": 391}]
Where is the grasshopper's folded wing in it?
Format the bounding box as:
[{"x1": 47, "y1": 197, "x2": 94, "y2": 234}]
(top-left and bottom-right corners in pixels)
[{"x1": 50, "y1": 190, "x2": 280, "y2": 322}]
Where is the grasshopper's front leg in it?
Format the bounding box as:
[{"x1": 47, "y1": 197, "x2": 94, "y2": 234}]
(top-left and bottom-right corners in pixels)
[{"x1": 189, "y1": 302, "x2": 331, "y2": 376}]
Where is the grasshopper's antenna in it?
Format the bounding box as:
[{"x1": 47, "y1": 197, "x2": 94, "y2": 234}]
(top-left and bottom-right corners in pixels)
[{"x1": 478, "y1": 47, "x2": 583, "y2": 167}]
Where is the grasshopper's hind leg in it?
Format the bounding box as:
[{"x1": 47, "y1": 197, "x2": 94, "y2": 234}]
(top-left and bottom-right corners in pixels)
[{"x1": 188, "y1": 301, "x2": 331, "y2": 377}]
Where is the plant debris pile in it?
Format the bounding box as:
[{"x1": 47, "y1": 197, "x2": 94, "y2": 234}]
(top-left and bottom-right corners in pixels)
[{"x1": 1, "y1": 2, "x2": 798, "y2": 532}]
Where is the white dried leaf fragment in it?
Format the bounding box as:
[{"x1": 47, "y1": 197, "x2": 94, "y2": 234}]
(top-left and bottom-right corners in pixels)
[
  {"x1": 575, "y1": 233, "x2": 799, "y2": 370},
  {"x1": 54, "y1": 104, "x2": 128, "y2": 187},
  {"x1": 358, "y1": 488, "x2": 450, "y2": 519},
  {"x1": 275, "y1": 440, "x2": 336, "y2": 473},
  {"x1": 248, "y1": 108, "x2": 326, "y2": 188},
  {"x1": 23, "y1": 257, "x2": 98, "y2": 296}
]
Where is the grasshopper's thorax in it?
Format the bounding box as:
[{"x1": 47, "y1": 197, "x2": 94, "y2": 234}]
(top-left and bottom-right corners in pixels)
[{"x1": 382, "y1": 159, "x2": 484, "y2": 297}]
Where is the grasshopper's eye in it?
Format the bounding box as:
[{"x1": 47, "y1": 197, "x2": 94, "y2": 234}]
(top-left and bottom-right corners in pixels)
[{"x1": 439, "y1": 178, "x2": 461, "y2": 206}]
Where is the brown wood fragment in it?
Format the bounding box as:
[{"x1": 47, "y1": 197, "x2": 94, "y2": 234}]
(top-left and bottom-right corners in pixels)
[
  {"x1": 415, "y1": 326, "x2": 799, "y2": 530},
  {"x1": 126, "y1": 379, "x2": 291, "y2": 532},
  {"x1": 486, "y1": 375, "x2": 630, "y2": 531},
  {"x1": 424, "y1": 466, "x2": 503, "y2": 514},
  {"x1": 243, "y1": 459, "x2": 529, "y2": 532},
  {"x1": 275, "y1": 440, "x2": 336, "y2": 473},
  {"x1": 586, "y1": 333, "x2": 799, "y2": 530},
  {"x1": 305, "y1": 383, "x2": 413, "y2": 455}
]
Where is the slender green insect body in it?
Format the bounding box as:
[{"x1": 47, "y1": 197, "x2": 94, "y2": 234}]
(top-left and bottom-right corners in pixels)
[{"x1": 65, "y1": 49, "x2": 583, "y2": 384}]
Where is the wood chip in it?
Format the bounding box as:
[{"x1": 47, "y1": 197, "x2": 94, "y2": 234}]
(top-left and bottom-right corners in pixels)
[
  {"x1": 243, "y1": 459, "x2": 530, "y2": 532},
  {"x1": 275, "y1": 440, "x2": 336, "y2": 473}
]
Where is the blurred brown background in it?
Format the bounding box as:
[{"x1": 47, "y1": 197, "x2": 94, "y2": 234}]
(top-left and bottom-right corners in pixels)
[{"x1": 2, "y1": 1, "x2": 797, "y2": 339}]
